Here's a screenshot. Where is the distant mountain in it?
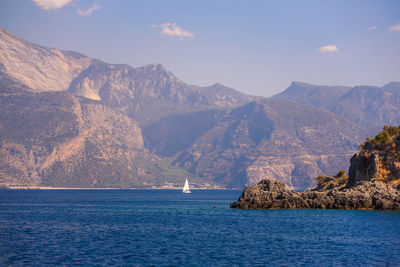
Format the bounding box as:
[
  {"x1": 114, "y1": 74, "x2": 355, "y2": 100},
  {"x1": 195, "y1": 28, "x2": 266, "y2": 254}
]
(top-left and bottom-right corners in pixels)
[
  {"x1": 383, "y1": 82, "x2": 400, "y2": 92},
  {"x1": 332, "y1": 85, "x2": 400, "y2": 130},
  {"x1": 143, "y1": 109, "x2": 225, "y2": 157},
  {"x1": 146, "y1": 99, "x2": 366, "y2": 189},
  {"x1": 274, "y1": 82, "x2": 351, "y2": 110},
  {"x1": 275, "y1": 81, "x2": 400, "y2": 132}
]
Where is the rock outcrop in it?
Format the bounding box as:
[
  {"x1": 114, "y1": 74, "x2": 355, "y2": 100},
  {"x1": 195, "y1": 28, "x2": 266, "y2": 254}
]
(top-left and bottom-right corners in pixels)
[
  {"x1": 231, "y1": 126, "x2": 400, "y2": 210},
  {"x1": 230, "y1": 179, "x2": 400, "y2": 210}
]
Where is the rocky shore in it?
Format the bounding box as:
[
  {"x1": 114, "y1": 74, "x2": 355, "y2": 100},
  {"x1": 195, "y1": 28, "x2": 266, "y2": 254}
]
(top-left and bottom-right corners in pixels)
[
  {"x1": 231, "y1": 126, "x2": 400, "y2": 210},
  {"x1": 230, "y1": 179, "x2": 400, "y2": 210}
]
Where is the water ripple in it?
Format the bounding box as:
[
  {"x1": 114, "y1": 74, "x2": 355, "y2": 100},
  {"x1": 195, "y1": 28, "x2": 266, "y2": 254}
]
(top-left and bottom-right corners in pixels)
[{"x1": 1, "y1": 189, "x2": 400, "y2": 266}]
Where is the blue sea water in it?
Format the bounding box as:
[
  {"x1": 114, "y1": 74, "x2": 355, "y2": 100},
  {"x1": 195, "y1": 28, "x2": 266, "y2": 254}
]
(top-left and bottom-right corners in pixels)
[{"x1": 1, "y1": 189, "x2": 400, "y2": 266}]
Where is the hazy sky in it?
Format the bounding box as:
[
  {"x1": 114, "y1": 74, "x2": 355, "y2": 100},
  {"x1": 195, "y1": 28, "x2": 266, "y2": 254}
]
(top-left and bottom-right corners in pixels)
[{"x1": 0, "y1": 0, "x2": 399, "y2": 96}]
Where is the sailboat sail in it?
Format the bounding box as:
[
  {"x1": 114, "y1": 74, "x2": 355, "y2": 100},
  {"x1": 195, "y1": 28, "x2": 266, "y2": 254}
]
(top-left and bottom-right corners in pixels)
[{"x1": 182, "y1": 179, "x2": 191, "y2": 193}]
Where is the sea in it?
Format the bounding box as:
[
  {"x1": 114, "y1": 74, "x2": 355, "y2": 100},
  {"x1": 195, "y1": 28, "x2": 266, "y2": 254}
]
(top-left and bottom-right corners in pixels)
[{"x1": 1, "y1": 189, "x2": 400, "y2": 266}]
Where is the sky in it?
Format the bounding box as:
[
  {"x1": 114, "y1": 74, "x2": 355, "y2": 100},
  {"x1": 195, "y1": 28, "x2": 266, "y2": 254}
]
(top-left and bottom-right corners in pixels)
[{"x1": 0, "y1": 0, "x2": 399, "y2": 97}]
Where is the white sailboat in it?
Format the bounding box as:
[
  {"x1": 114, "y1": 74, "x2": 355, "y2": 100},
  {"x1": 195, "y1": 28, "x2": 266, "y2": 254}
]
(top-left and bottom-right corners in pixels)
[{"x1": 182, "y1": 179, "x2": 191, "y2": 193}]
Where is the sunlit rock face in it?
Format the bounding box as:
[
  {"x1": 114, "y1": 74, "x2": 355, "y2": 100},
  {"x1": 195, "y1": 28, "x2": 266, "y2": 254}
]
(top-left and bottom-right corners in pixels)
[
  {"x1": 0, "y1": 27, "x2": 92, "y2": 92},
  {"x1": 0, "y1": 86, "x2": 147, "y2": 188}
]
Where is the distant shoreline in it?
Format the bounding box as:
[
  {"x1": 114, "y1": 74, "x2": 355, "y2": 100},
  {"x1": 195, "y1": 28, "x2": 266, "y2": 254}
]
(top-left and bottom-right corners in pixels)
[{"x1": 1, "y1": 186, "x2": 233, "y2": 190}]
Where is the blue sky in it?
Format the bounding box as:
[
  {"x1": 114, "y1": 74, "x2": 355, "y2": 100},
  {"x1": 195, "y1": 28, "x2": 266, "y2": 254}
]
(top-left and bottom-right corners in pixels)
[{"x1": 0, "y1": 0, "x2": 399, "y2": 96}]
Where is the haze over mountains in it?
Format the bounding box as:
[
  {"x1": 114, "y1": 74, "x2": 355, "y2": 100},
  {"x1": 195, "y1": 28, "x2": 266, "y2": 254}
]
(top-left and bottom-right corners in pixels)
[
  {"x1": 275, "y1": 81, "x2": 400, "y2": 133},
  {"x1": 0, "y1": 26, "x2": 398, "y2": 189}
]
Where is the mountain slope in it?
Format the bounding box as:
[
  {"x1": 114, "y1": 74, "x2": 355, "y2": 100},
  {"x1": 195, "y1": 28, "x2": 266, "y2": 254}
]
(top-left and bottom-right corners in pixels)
[
  {"x1": 144, "y1": 98, "x2": 367, "y2": 189},
  {"x1": 68, "y1": 61, "x2": 253, "y2": 125},
  {"x1": 0, "y1": 26, "x2": 253, "y2": 125},
  {"x1": 0, "y1": 27, "x2": 92, "y2": 92},
  {"x1": 0, "y1": 26, "x2": 388, "y2": 190},
  {"x1": 0, "y1": 83, "x2": 214, "y2": 188},
  {"x1": 275, "y1": 81, "x2": 400, "y2": 132},
  {"x1": 143, "y1": 109, "x2": 226, "y2": 157},
  {"x1": 274, "y1": 81, "x2": 351, "y2": 110},
  {"x1": 332, "y1": 86, "x2": 400, "y2": 129},
  {"x1": 0, "y1": 84, "x2": 142, "y2": 187}
]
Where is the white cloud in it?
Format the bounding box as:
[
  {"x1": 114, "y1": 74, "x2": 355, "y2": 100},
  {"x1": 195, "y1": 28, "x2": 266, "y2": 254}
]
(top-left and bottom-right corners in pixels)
[
  {"x1": 31, "y1": 0, "x2": 72, "y2": 10},
  {"x1": 318, "y1": 45, "x2": 339, "y2": 53},
  {"x1": 152, "y1": 22, "x2": 194, "y2": 38},
  {"x1": 368, "y1": 26, "x2": 377, "y2": 31},
  {"x1": 389, "y1": 23, "x2": 400, "y2": 32},
  {"x1": 77, "y1": 4, "x2": 100, "y2": 16}
]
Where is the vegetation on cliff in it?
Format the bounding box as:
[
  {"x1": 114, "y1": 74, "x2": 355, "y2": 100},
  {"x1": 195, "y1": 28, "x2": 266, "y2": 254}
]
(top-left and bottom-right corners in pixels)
[{"x1": 359, "y1": 125, "x2": 400, "y2": 153}]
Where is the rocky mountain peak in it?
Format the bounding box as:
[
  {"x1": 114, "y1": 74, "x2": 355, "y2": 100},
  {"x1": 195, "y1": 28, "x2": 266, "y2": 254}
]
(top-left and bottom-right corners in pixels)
[
  {"x1": 134, "y1": 63, "x2": 180, "y2": 84},
  {"x1": 0, "y1": 26, "x2": 92, "y2": 92}
]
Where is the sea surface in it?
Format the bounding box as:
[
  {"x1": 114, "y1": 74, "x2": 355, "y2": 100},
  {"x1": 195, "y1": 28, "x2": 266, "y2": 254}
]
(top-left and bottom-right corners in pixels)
[{"x1": 1, "y1": 189, "x2": 400, "y2": 266}]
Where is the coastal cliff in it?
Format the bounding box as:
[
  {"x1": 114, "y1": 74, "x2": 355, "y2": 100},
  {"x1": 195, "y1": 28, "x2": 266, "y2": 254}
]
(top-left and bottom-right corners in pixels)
[{"x1": 231, "y1": 126, "x2": 400, "y2": 210}]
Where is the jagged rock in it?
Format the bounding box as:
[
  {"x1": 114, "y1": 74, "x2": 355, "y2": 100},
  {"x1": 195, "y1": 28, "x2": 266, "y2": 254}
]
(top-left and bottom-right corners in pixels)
[{"x1": 231, "y1": 178, "x2": 400, "y2": 210}]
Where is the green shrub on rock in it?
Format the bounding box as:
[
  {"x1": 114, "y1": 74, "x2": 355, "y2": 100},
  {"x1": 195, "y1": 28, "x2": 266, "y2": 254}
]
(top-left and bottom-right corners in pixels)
[
  {"x1": 336, "y1": 169, "x2": 346, "y2": 177},
  {"x1": 359, "y1": 125, "x2": 400, "y2": 151}
]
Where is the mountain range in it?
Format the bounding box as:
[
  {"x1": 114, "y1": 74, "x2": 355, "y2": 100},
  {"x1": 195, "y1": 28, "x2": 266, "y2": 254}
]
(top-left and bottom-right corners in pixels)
[
  {"x1": 0, "y1": 26, "x2": 398, "y2": 189},
  {"x1": 275, "y1": 81, "x2": 400, "y2": 133}
]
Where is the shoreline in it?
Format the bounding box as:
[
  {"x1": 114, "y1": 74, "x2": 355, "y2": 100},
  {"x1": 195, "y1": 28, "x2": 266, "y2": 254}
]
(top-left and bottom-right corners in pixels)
[{"x1": 1, "y1": 186, "x2": 234, "y2": 190}]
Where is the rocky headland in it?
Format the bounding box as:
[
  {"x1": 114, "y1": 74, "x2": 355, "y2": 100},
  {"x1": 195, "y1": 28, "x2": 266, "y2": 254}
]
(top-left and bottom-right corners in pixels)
[{"x1": 231, "y1": 126, "x2": 400, "y2": 210}]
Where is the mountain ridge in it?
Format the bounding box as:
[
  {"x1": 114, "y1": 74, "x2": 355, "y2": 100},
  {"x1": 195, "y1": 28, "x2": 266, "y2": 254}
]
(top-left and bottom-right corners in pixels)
[
  {"x1": 275, "y1": 81, "x2": 400, "y2": 133},
  {"x1": 145, "y1": 98, "x2": 367, "y2": 189},
  {"x1": 0, "y1": 26, "x2": 396, "y2": 189}
]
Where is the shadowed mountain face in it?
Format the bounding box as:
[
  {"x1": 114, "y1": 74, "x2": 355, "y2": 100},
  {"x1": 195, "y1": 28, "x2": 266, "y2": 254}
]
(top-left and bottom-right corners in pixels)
[
  {"x1": 275, "y1": 81, "x2": 400, "y2": 132},
  {"x1": 143, "y1": 109, "x2": 226, "y2": 157},
  {"x1": 145, "y1": 99, "x2": 366, "y2": 189}
]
